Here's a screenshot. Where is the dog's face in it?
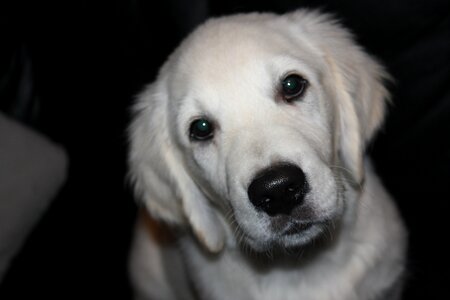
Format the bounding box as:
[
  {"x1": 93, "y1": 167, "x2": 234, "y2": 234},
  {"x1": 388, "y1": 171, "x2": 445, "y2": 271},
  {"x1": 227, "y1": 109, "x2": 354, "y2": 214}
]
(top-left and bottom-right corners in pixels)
[
  {"x1": 168, "y1": 20, "x2": 341, "y2": 251},
  {"x1": 129, "y1": 11, "x2": 389, "y2": 253}
]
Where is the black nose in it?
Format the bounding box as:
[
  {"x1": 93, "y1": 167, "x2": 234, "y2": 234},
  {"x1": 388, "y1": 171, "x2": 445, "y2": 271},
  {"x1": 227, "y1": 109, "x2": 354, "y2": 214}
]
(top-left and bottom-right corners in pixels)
[{"x1": 248, "y1": 164, "x2": 309, "y2": 216}]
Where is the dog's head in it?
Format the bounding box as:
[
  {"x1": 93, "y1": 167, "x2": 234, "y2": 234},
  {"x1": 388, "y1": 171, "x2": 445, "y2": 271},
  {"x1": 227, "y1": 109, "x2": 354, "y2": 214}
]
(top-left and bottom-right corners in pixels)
[{"x1": 128, "y1": 11, "x2": 389, "y2": 253}]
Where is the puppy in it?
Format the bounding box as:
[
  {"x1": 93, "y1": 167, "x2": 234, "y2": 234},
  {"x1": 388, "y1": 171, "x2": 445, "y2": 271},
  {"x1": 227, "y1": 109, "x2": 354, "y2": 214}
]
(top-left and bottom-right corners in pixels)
[{"x1": 128, "y1": 10, "x2": 407, "y2": 300}]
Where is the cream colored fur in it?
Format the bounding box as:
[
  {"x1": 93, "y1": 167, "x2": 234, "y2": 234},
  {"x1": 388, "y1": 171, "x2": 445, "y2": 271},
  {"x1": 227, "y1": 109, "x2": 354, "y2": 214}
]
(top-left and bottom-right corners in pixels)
[{"x1": 128, "y1": 10, "x2": 407, "y2": 300}]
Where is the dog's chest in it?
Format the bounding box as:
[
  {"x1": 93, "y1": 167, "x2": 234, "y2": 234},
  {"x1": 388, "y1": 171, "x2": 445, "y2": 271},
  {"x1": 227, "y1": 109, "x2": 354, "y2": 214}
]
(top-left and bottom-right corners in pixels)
[{"x1": 181, "y1": 239, "x2": 363, "y2": 300}]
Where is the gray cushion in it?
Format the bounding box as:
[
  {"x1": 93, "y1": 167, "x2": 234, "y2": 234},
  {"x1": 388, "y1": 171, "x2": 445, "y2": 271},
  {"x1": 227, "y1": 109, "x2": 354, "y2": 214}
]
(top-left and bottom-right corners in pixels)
[{"x1": 0, "y1": 112, "x2": 68, "y2": 281}]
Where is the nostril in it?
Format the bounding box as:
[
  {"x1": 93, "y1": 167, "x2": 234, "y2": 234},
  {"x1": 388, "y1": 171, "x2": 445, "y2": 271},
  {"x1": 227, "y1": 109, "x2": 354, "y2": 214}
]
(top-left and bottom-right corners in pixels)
[
  {"x1": 257, "y1": 197, "x2": 274, "y2": 211},
  {"x1": 248, "y1": 164, "x2": 309, "y2": 216}
]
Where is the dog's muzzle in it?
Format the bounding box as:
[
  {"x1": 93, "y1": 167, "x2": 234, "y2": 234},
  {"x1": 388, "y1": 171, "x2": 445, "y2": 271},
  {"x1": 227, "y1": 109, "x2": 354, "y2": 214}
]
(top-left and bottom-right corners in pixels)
[{"x1": 247, "y1": 164, "x2": 309, "y2": 216}]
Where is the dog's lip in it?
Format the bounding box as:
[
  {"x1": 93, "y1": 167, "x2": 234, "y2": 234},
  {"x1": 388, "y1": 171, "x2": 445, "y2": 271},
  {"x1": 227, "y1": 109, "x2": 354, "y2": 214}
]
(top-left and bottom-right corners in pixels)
[{"x1": 282, "y1": 221, "x2": 314, "y2": 236}]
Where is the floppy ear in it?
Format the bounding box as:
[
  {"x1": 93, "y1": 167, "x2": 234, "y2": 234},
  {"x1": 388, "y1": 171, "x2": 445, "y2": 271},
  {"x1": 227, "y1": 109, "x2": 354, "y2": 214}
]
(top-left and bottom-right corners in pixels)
[
  {"x1": 128, "y1": 83, "x2": 225, "y2": 253},
  {"x1": 288, "y1": 10, "x2": 390, "y2": 185},
  {"x1": 331, "y1": 52, "x2": 389, "y2": 186}
]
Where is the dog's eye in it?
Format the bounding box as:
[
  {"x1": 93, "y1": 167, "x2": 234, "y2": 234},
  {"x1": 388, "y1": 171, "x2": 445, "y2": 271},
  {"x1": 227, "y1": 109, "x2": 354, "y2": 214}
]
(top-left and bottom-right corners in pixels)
[
  {"x1": 281, "y1": 74, "x2": 308, "y2": 101},
  {"x1": 189, "y1": 118, "x2": 214, "y2": 141}
]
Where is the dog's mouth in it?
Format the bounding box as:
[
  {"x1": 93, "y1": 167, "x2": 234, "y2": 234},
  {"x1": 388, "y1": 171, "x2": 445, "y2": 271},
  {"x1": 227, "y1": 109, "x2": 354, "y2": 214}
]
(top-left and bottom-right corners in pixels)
[
  {"x1": 282, "y1": 221, "x2": 314, "y2": 236},
  {"x1": 274, "y1": 219, "x2": 333, "y2": 250},
  {"x1": 238, "y1": 219, "x2": 329, "y2": 252}
]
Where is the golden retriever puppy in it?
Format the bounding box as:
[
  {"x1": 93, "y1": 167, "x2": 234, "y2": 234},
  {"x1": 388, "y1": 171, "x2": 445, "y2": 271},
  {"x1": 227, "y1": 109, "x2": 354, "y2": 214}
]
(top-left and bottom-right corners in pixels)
[{"x1": 128, "y1": 10, "x2": 407, "y2": 300}]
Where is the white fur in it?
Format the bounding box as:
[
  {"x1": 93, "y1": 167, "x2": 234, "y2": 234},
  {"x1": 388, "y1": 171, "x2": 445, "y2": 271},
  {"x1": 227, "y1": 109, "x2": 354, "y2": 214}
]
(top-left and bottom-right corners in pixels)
[{"x1": 128, "y1": 10, "x2": 407, "y2": 300}]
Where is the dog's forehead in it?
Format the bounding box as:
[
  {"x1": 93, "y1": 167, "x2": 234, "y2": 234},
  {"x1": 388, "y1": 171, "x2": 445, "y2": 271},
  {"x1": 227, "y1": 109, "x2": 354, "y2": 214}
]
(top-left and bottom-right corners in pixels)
[
  {"x1": 177, "y1": 22, "x2": 284, "y2": 82},
  {"x1": 185, "y1": 17, "x2": 281, "y2": 57},
  {"x1": 167, "y1": 16, "x2": 322, "y2": 106}
]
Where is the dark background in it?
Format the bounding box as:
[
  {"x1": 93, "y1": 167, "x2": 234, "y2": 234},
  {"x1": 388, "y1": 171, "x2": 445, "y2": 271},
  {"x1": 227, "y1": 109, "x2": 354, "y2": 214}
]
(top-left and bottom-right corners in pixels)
[{"x1": 0, "y1": 0, "x2": 449, "y2": 299}]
